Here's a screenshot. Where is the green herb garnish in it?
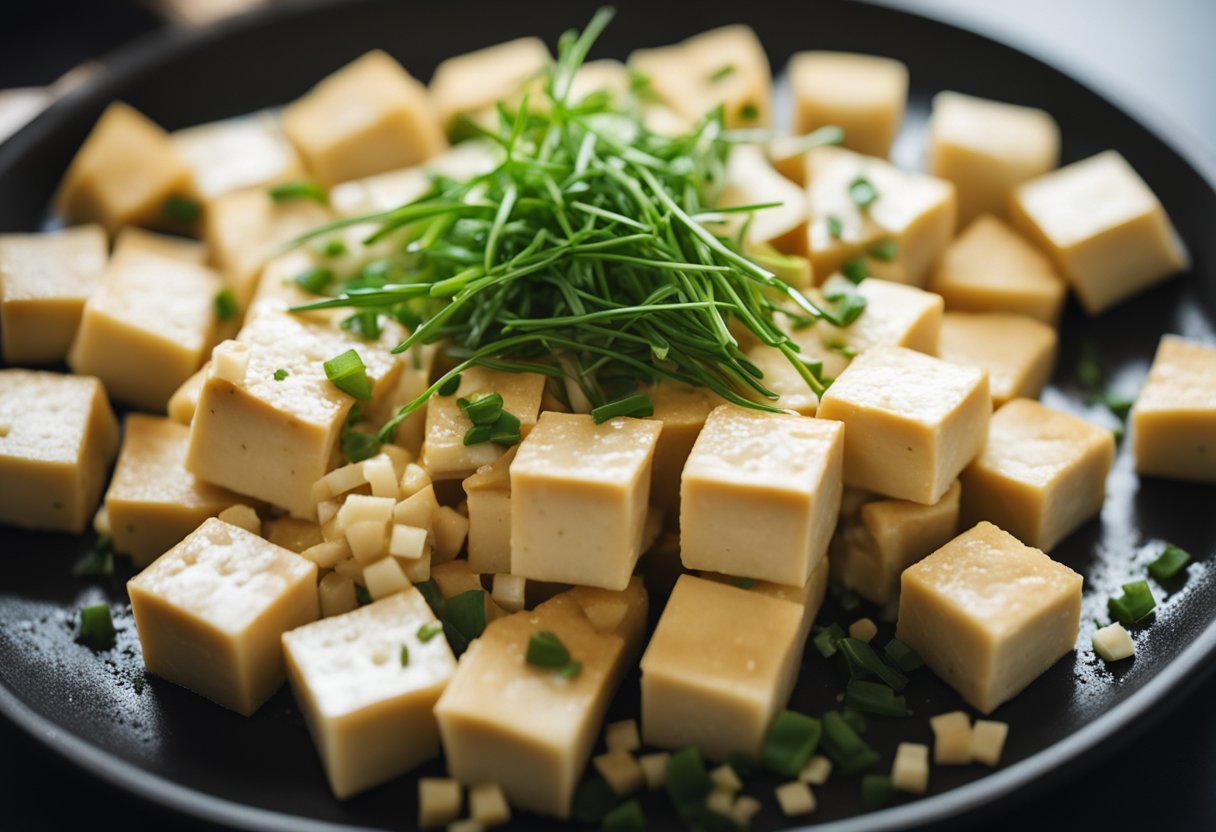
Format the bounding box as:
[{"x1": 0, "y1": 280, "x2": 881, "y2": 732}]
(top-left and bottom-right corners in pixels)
[
  {"x1": 762, "y1": 710, "x2": 822, "y2": 777},
  {"x1": 867, "y1": 239, "x2": 898, "y2": 261},
  {"x1": 821, "y1": 711, "x2": 880, "y2": 775},
  {"x1": 74, "y1": 535, "x2": 114, "y2": 577},
  {"x1": 602, "y1": 799, "x2": 644, "y2": 832},
  {"x1": 883, "y1": 638, "x2": 924, "y2": 671},
  {"x1": 1108, "y1": 580, "x2": 1156, "y2": 625},
  {"x1": 273, "y1": 368, "x2": 289, "y2": 381},
  {"x1": 591, "y1": 393, "x2": 653, "y2": 423},
  {"x1": 826, "y1": 214, "x2": 844, "y2": 239},
  {"x1": 294, "y1": 266, "x2": 335, "y2": 295},
  {"x1": 1148, "y1": 544, "x2": 1192, "y2": 581},
  {"x1": 845, "y1": 680, "x2": 908, "y2": 717},
  {"x1": 162, "y1": 195, "x2": 200, "y2": 223},
  {"x1": 437, "y1": 374, "x2": 462, "y2": 396},
  {"x1": 417, "y1": 620, "x2": 444, "y2": 642},
  {"x1": 841, "y1": 258, "x2": 868, "y2": 285},
  {"x1": 269, "y1": 179, "x2": 327, "y2": 204},
  {"x1": 709, "y1": 64, "x2": 736, "y2": 82},
  {"x1": 861, "y1": 774, "x2": 893, "y2": 811},
  {"x1": 666, "y1": 747, "x2": 712, "y2": 810},
  {"x1": 813, "y1": 623, "x2": 845, "y2": 658},
  {"x1": 399, "y1": 644, "x2": 410, "y2": 667},
  {"x1": 572, "y1": 777, "x2": 619, "y2": 824},
  {"x1": 324, "y1": 349, "x2": 373, "y2": 400},
  {"x1": 738, "y1": 102, "x2": 760, "y2": 121},
  {"x1": 354, "y1": 584, "x2": 372, "y2": 606},
  {"x1": 848, "y1": 176, "x2": 879, "y2": 210},
  {"x1": 78, "y1": 603, "x2": 116, "y2": 649},
  {"x1": 527, "y1": 630, "x2": 571, "y2": 668},
  {"x1": 320, "y1": 238, "x2": 347, "y2": 257},
  {"x1": 214, "y1": 288, "x2": 239, "y2": 321}
]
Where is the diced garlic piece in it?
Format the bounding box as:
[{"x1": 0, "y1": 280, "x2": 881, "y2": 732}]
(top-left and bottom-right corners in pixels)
[
  {"x1": 319, "y1": 572, "x2": 358, "y2": 617},
  {"x1": 363, "y1": 556, "x2": 410, "y2": 600},
  {"x1": 301, "y1": 539, "x2": 350, "y2": 569},
  {"x1": 490, "y1": 573, "x2": 526, "y2": 613},
  {"x1": 638, "y1": 752, "x2": 670, "y2": 791},
  {"x1": 418, "y1": 777, "x2": 462, "y2": 829},
  {"x1": 593, "y1": 750, "x2": 645, "y2": 796},
  {"x1": 394, "y1": 485, "x2": 439, "y2": 533},
  {"x1": 799, "y1": 755, "x2": 832, "y2": 785},
  {"x1": 320, "y1": 462, "x2": 368, "y2": 500},
  {"x1": 970, "y1": 719, "x2": 1009, "y2": 767},
  {"x1": 891, "y1": 742, "x2": 929, "y2": 794},
  {"x1": 210, "y1": 340, "x2": 250, "y2": 385},
  {"x1": 775, "y1": 781, "x2": 816, "y2": 816},
  {"x1": 380, "y1": 443, "x2": 413, "y2": 476},
  {"x1": 433, "y1": 505, "x2": 470, "y2": 563},
  {"x1": 93, "y1": 506, "x2": 111, "y2": 536},
  {"x1": 332, "y1": 557, "x2": 363, "y2": 583},
  {"x1": 848, "y1": 617, "x2": 878, "y2": 643},
  {"x1": 390, "y1": 524, "x2": 430, "y2": 560},
  {"x1": 337, "y1": 494, "x2": 395, "y2": 530},
  {"x1": 346, "y1": 520, "x2": 388, "y2": 564},
  {"x1": 732, "y1": 795, "x2": 763, "y2": 826},
  {"x1": 605, "y1": 719, "x2": 642, "y2": 754},
  {"x1": 929, "y1": 711, "x2": 973, "y2": 765},
  {"x1": 316, "y1": 499, "x2": 340, "y2": 526},
  {"x1": 709, "y1": 764, "x2": 743, "y2": 793},
  {"x1": 364, "y1": 454, "x2": 399, "y2": 499},
  {"x1": 1092, "y1": 622, "x2": 1135, "y2": 662},
  {"x1": 402, "y1": 552, "x2": 432, "y2": 583},
  {"x1": 468, "y1": 782, "x2": 511, "y2": 827},
  {"x1": 401, "y1": 462, "x2": 432, "y2": 497},
  {"x1": 706, "y1": 787, "x2": 735, "y2": 816},
  {"x1": 217, "y1": 504, "x2": 260, "y2": 535}
]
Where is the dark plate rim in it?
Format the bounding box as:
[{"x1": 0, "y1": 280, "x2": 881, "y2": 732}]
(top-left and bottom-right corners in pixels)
[{"x1": 1, "y1": 1, "x2": 1215, "y2": 830}]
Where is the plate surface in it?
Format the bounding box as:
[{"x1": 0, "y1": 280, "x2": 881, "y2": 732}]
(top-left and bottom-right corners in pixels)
[{"x1": 1, "y1": 1, "x2": 1214, "y2": 830}]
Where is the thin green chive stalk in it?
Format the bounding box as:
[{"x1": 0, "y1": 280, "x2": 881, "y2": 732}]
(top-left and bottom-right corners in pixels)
[{"x1": 291, "y1": 7, "x2": 857, "y2": 440}]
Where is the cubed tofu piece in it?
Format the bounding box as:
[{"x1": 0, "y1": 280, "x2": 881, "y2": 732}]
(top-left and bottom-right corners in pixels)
[
  {"x1": 803, "y1": 147, "x2": 956, "y2": 286},
  {"x1": 128, "y1": 517, "x2": 319, "y2": 715},
  {"x1": 171, "y1": 111, "x2": 305, "y2": 203},
  {"x1": 928, "y1": 92, "x2": 1060, "y2": 225},
  {"x1": 788, "y1": 51, "x2": 908, "y2": 158},
  {"x1": 67, "y1": 228, "x2": 221, "y2": 412},
  {"x1": 1010, "y1": 150, "x2": 1188, "y2": 314},
  {"x1": 700, "y1": 555, "x2": 830, "y2": 645},
  {"x1": 896, "y1": 521, "x2": 1082, "y2": 714},
  {"x1": 1131, "y1": 336, "x2": 1216, "y2": 483},
  {"x1": 640, "y1": 575, "x2": 806, "y2": 760},
  {"x1": 429, "y1": 37, "x2": 552, "y2": 132},
  {"x1": 434, "y1": 580, "x2": 648, "y2": 819},
  {"x1": 422, "y1": 367, "x2": 546, "y2": 480},
  {"x1": 829, "y1": 480, "x2": 961, "y2": 605},
  {"x1": 511, "y1": 413, "x2": 662, "y2": 590},
  {"x1": 282, "y1": 50, "x2": 447, "y2": 187},
  {"x1": 185, "y1": 310, "x2": 403, "y2": 518},
  {"x1": 0, "y1": 225, "x2": 107, "y2": 364},
  {"x1": 928, "y1": 214, "x2": 1066, "y2": 326},
  {"x1": 264, "y1": 516, "x2": 325, "y2": 554},
  {"x1": 937, "y1": 312, "x2": 1057, "y2": 408},
  {"x1": 105, "y1": 414, "x2": 246, "y2": 567},
  {"x1": 568, "y1": 59, "x2": 632, "y2": 106},
  {"x1": 717, "y1": 144, "x2": 808, "y2": 254},
  {"x1": 961, "y1": 399, "x2": 1114, "y2": 552},
  {"x1": 53, "y1": 101, "x2": 195, "y2": 233},
  {"x1": 0, "y1": 370, "x2": 118, "y2": 533},
  {"x1": 818, "y1": 345, "x2": 989, "y2": 504},
  {"x1": 329, "y1": 139, "x2": 502, "y2": 217},
  {"x1": 807, "y1": 276, "x2": 943, "y2": 360},
  {"x1": 641, "y1": 381, "x2": 720, "y2": 513},
  {"x1": 744, "y1": 342, "x2": 835, "y2": 416},
  {"x1": 464, "y1": 446, "x2": 516, "y2": 575},
  {"x1": 167, "y1": 365, "x2": 208, "y2": 425},
  {"x1": 281, "y1": 588, "x2": 457, "y2": 798},
  {"x1": 681, "y1": 405, "x2": 843, "y2": 586},
  {"x1": 629, "y1": 26, "x2": 772, "y2": 129}
]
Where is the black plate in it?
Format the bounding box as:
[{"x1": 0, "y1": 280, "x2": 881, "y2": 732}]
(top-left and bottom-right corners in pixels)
[{"x1": 1, "y1": 1, "x2": 1214, "y2": 830}]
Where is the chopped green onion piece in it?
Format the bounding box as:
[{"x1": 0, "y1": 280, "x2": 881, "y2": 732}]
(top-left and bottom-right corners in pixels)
[
  {"x1": 821, "y1": 711, "x2": 878, "y2": 773},
  {"x1": 841, "y1": 707, "x2": 867, "y2": 735},
  {"x1": 1103, "y1": 393, "x2": 1134, "y2": 420},
  {"x1": 269, "y1": 179, "x2": 327, "y2": 204},
  {"x1": 837, "y1": 637, "x2": 908, "y2": 691},
  {"x1": 444, "y1": 589, "x2": 487, "y2": 645},
  {"x1": 829, "y1": 341, "x2": 858, "y2": 358},
  {"x1": 861, "y1": 774, "x2": 893, "y2": 811},
  {"x1": 739, "y1": 103, "x2": 760, "y2": 121},
  {"x1": 572, "y1": 777, "x2": 619, "y2": 824},
  {"x1": 883, "y1": 638, "x2": 924, "y2": 671},
  {"x1": 848, "y1": 176, "x2": 879, "y2": 210},
  {"x1": 1077, "y1": 342, "x2": 1103, "y2": 392},
  {"x1": 458, "y1": 391, "x2": 505, "y2": 426},
  {"x1": 666, "y1": 746, "x2": 712, "y2": 809},
  {"x1": 826, "y1": 214, "x2": 844, "y2": 239},
  {"x1": 709, "y1": 64, "x2": 736, "y2": 82},
  {"x1": 1108, "y1": 580, "x2": 1156, "y2": 625},
  {"x1": 737, "y1": 578, "x2": 756, "y2": 590},
  {"x1": 341, "y1": 310, "x2": 382, "y2": 340},
  {"x1": 557, "y1": 660, "x2": 583, "y2": 679},
  {"x1": 417, "y1": 621, "x2": 444, "y2": 642},
  {"x1": 162, "y1": 194, "x2": 200, "y2": 223},
  {"x1": 437, "y1": 374, "x2": 462, "y2": 396},
  {"x1": 490, "y1": 411, "x2": 522, "y2": 446},
  {"x1": 273, "y1": 368, "x2": 289, "y2": 381},
  {"x1": 78, "y1": 603, "x2": 116, "y2": 649},
  {"x1": 463, "y1": 424, "x2": 493, "y2": 445},
  {"x1": 443, "y1": 621, "x2": 469, "y2": 654},
  {"x1": 340, "y1": 428, "x2": 381, "y2": 463},
  {"x1": 415, "y1": 580, "x2": 444, "y2": 616},
  {"x1": 762, "y1": 710, "x2": 822, "y2": 777},
  {"x1": 866, "y1": 239, "x2": 898, "y2": 261},
  {"x1": 527, "y1": 631, "x2": 572, "y2": 668},
  {"x1": 828, "y1": 292, "x2": 867, "y2": 327},
  {"x1": 399, "y1": 644, "x2": 410, "y2": 666},
  {"x1": 1148, "y1": 544, "x2": 1192, "y2": 581},
  {"x1": 602, "y1": 799, "x2": 644, "y2": 832},
  {"x1": 841, "y1": 259, "x2": 868, "y2": 284},
  {"x1": 320, "y1": 238, "x2": 347, "y2": 257},
  {"x1": 813, "y1": 623, "x2": 845, "y2": 658},
  {"x1": 1112, "y1": 424, "x2": 1125, "y2": 443},
  {"x1": 74, "y1": 536, "x2": 114, "y2": 577},
  {"x1": 214, "y1": 288, "x2": 239, "y2": 321},
  {"x1": 354, "y1": 584, "x2": 371, "y2": 606},
  {"x1": 133, "y1": 676, "x2": 144, "y2": 695},
  {"x1": 294, "y1": 266, "x2": 334, "y2": 295},
  {"x1": 324, "y1": 349, "x2": 373, "y2": 400},
  {"x1": 846, "y1": 680, "x2": 908, "y2": 717},
  {"x1": 591, "y1": 393, "x2": 654, "y2": 423}
]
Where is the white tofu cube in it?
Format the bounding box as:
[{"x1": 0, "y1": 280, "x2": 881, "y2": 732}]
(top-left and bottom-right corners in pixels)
[
  {"x1": 1131, "y1": 336, "x2": 1216, "y2": 483},
  {"x1": 789, "y1": 51, "x2": 908, "y2": 158},
  {"x1": 938, "y1": 312, "x2": 1057, "y2": 407},
  {"x1": 171, "y1": 111, "x2": 304, "y2": 202}
]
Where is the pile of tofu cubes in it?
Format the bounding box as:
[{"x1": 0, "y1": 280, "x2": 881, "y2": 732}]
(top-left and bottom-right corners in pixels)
[{"x1": 0, "y1": 20, "x2": 1212, "y2": 827}]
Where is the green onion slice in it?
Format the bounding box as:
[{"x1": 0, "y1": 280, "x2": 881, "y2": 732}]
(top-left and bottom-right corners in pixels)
[
  {"x1": 813, "y1": 622, "x2": 845, "y2": 658},
  {"x1": 666, "y1": 746, "x2": 712, "y2": 809},
  {"x1": 845, "y1": 680, "x2": 908, "y2": 717},
  {"x1": 458, "y1": 391, "x2": 505, "y2": 426},
  {"x1": 269, "y1": 179, "x2": 327, "y2": 204},
  {"x1": 273, "y1": 368, "x2": 289, "y2": 381},
  {"x1": 841, "y1": 258, "x2": 868, "y2": 285},
  {"x1": 866, "y1": 239, "x2": 898, "y2": 261},
  {"x1": 883, "y1": 638, "x2": 924, "y2": 671},
  {"x1": 861, "y1": 774, "x2": 893, "y2": 811},
  {"x1": 1148, "y1": 543, "x2": 1192, "y2": 581},
  {"x1": 214, "y1": 289, "x2": 239, "y2": 321},
  {"x1": 399, "y1": 644, "x2": 410, "y2": 666},
  {"x1": 1108, "y1": 580, "x2": 1156, "y2": 625},
  {"x1": 162, "y1": 194, "x2": 200, "y2": 223},
  {"x1": 417, "y1": 621, "x2": 444, "y2": 642},
  {"x1": 762, "y1": 710, "x2": 822, "y2": 777},
  {"x1": 295, "y1": 266, "x2": 334, "y2": 294},
  {"x1": 324, "y1": 349, "x2": 373, "y2": 400},
  {"x1": 527, "y1": 630, "x2": 572, "y2": 668},
  {"x1": 848, "y1": 176, "x2": 879, "y2": 209},
  {"x1": 837, "y1": 637, "x2": 908, "y2": 691},
  {"x1": 572, "y1": 777, "x2": 618, "y2": 824},
  {"x1": 437, "y1": 374, "x2": 462, "y2": 396},
  {"x1": 591, "y1": 393, "x2": 654, "y2": 423},
  {"x1": 78, "y1": 603, "x2": 116, "y2": 649},
  {"x1": 602, "y1": 799, "x2": 644, "y2": 832}
]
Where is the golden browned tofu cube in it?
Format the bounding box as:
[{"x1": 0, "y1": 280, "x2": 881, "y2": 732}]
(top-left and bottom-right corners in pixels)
[
  {"x1": 938, "y1": 312, "x2": 1057, "y2": 408},
  {"x1": 640, "y1": 575, "x2": 806, "y2": 760},
  {"x1": 1010, "y1": 150, "x2": 1188, "y2": 314},
  {"x1": 282, "y1": 588, "x2": 457, "y2": 799},
  {"x1": 818, "y1": 345, "x2": 989, "y2": 504},
  {"x1": 961, "y1": 399, "x2": 1114, "y2": 551},
  {"x1": 282, "y1": 50, "x2": 447, "y2": 187},
  {"x1": 67, "y1": 228, "x2": 221, "y2": 412},
  {"x1": 0, "y1": 370, "x2": 118, "y2": 533},
  {"x1": 128, "y1": 518, "x2": 318, "y2": 715},
  {"x1": 171, "y1": 111, "x2": 304, "y2": 203},
  {"x1": 1132, "y1": 336, "x2": 1216, "y2": 483},
  {"x1": 435, "y1": 580, "x2": 648, "y2": 819},
  {"x1": 511, "y1": 413, "x2": 662, "y2": 590},
  {"x1": 429, "y1": 37, "x2": 552, "y2": 132},
  {"x1": 928, "y1": 214, "x2": 1066, "y2": 326},
  {"x1": 104, "y1": 414, "x2": 245, "y2": 567},
  {"x1": 681, "y1": 405, "x2": 843, "y2": 586},
  {"x1": 789, "y1": 51, "x2": 909, "y2": 158},
  {"x1": 897, "y1": 521, "x2": 1082, "y2": 714},
  {"x1": 630, "y1": 26, "x2": 772, "y2": 129},
  {"x1": 0, "y1": 224, "x2": 107, "y2": 364},
  {"x1": 54, "y1": 102, "x2": 195, "y2": 233},
  {"x1": 641, "y1": 381, "x2": 720, "y2": 512},
  {"x1": 928, "y1": 92, "x2": 1060, "y2": 225}
]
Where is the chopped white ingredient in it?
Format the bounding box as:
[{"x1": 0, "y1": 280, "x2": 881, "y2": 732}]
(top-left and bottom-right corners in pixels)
[
  {"x1": 316, "y1": 499, "x2": 340, "y2": 526},
  {"x1": 301, "y1": 539, "x2": 349, "y2": 569},
  {"x1": 217, "y1": 504, "x2": 260, "y2": 535},
  {"x1": 970, "y1": 719, "x2": 1009, "y2": 767},
  {"x1": 401, "y1": 462, "x2": 432, "y2": 497},
  {"x1": 705, "y1": 786, "x2": 735, "y2": 815},
  {"x1": 446, "y1": 819, "x2": 483, "y2": 832},
  {"x1": 402, "y1": 553, "x2": 431, "y2": 583},
  {"x1": 580, "y1": 596, "x2": 629, "y2": 634},
  {"x1": 731, "y1": 794, "x2": 763, "y2": 826},
  {"x1": 709, "y1": 763, "x2": 743, "y2": 793},
  {"x1": 210, "y1": 340, "x2": 249, "y2": 384},
  {"x1": 433, "y1": 506, "x2": 470, "y2": 563},
  {"x1": 394, "y1": 485, "x2": 438, "y2": 532},
  {"x1": 604, "y1": 718, "x2": 642, "y2": 754},
  {"x1": 363, "y1": 454, "x2": 399, "y2": 499},
  {"x1": 332, "y1": 557, "x2": 363, "y2": 583},
  {"x1": 593, "y1": 749, "x2": 645, "y2": 796},
  {"x1": 849, "y1": 617, "x2": 878, "y2": 643},
  {"x1": 775, "y1": 781, "x2": 817, "y2": 817},
  {"x1": 929, "y1": 710, "x2": 973, "y2": 765},
  {"x1": 1092, "y1": 621, "x2": 1135, "y2": 662},
  {"x1": 346, "y1": 519, "x2": 388, "y2": 563},
  {"x1": 418, "y1": 777, "x2": 462, "y2": 829},
  {"x1": 379, "y1": 443, "x2": 413, "y2": 475},
  {"x1": 337, "y1": 494, "x2": 395, "y2": 530},
  {"x1": 638, "y1": 751, "x2": 670, "y2": 791},
  {"x1": 389, "y1": 524, "x2": 429, "y2": 560},
  {"x1": 93, "y1": 506, "x2": 110, "y2": 536},
  {"x1": 362, "y1": 556, "x2": 410, "y2": 600},
  {"x1": 468, "y1": 782, "x2": 511, "y2": 827},
  {"x1": 891, "y1": 742, "x2": 930, "y2": 794},
  {"x1": 318, "y1": 462, "x2": 367, "y2": 501},
  {"x1": 490, "y1": 573, "x2": 526, "y2": 613},
  {"x1": 318, "y1": 572, "x2": 357, "y2": 618},
  {"x1": 799, "y1": 754, "x2": 832, "y2": 785}
]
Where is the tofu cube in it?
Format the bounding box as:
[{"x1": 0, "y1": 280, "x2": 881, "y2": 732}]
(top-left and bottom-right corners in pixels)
[
  {"x1": 0, "y1": 225, "x2": 107, "y2": 364},
  {"x1": 67, "y1": 228, "x2": 221, "y2": 411},
  {"x1": 1010, "y1": 150, "x2": 1188, "y2": 314},
  {"x1": 1131, "y1": 335, "x2": 1216, "y2": 483},
  {"x1": 330, "y1": 140, "x2": 501, "y2": 217},
  {"x1": 700, "y1": 555, "x2": 830, "y2": 646},
  {"x1": 434, "y1": 580, "x2": 648, "y2": 819},
  {"x1": 789, "y1": 51, "x2": 909, "y2": 158},
  {"x1": 744, "y1": 342, "x2": 836, "y2": 416},
  {"x1": 641, "y1": 380, "x2": 720, "y2": 512},
  {"x1": 929, "y1": 711, "x2": 973, "y2": 765},
  {"x1": 640, "y1": 575, "x2": 806, "y2": 760},
  {"x1": 896, "y1": 521, "x2": 1082, "y2": 714},
  {"x1": 282, "y1": 589, "x2": 457, "y2": 798},
  {"x1": 511, "y1": 413, "x2": 662, "y2": 590},
  {"x1": 961, "y1": 399, "x2": 1115, "y2": 552},
  {"x1": 937, "y1": 312, "x2": 1057, "y2": 408},
  {"x1": 0, "y1": 370, "x2": 118, "y2": 533},
  {"x1": 105, "y1": 414, "x2": 246, "y2": 567},
  {"x1": 629, "y1": 26, "x2": 773, "y2": 129},
  {"x1": 128, "y1": 517, "x2": 319, "y2": 715},
  {"x1": 53, "y1": 101, "x2": 194, "y2": 233},
  {"x1": 818, "y1": 345, "x2": 990, "y2": 504},
  {"x1": 807, "y1": 275, "x2": 944, "y2": 360},
  {"x1": 717, "y1": 144, "x2": 808, "y2": 254},
  {"x1": 282, "y1": 50, "x2": 447, "y2": 187},
  {"x1": 970, "y1": 719, "x2": 1009, "y2": 767},
  {"x1": 890, "y1": 742, "x2": 930, "y2": 794},
  {"x1": 463, "y1": 446, "x2": 515, "y2": 574},
  {"x1": 429, "y1": 37, "x2": 552, "y2": 133},
  {"x1": 167, "y1": 365, "x2": 208, "y2": 425},
  {"x1": 803, "y1": 147, "x2": 956, "y2": 286},
  {"x1": 171, "y1": 111, "x2": 304, "y2": 203},
  {"x1": 680, "y1": 405, "x2": 843, "y2": 586},
  {"x1": 928, "y1": 214, "x2": 1066, "y2": 326},
  {"x1": 928, "y1": 91, "x2": 1060, "y2": 225},
  {"x1": 1092, "y1": 622, "x2": 1135, "y2": 662},
  {"x1": 422, "y1": 367, "x2": 546, "y2": 480}
]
